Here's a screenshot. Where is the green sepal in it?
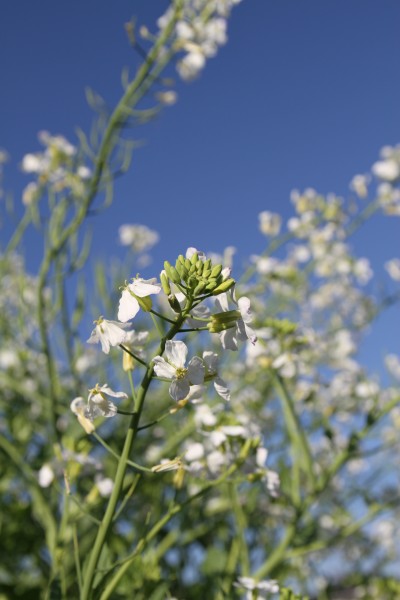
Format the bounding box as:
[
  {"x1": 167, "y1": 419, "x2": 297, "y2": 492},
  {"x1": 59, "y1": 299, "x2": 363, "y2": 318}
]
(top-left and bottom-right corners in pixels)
[{"x1": 136, "y1": 295, "x2": 152, "y2": 312}]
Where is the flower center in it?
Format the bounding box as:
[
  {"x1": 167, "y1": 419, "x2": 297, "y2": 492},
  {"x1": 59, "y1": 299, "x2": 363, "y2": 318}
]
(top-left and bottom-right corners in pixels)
[{"x1": 175, "y1": 367, "x2": 188, "y2": 380}]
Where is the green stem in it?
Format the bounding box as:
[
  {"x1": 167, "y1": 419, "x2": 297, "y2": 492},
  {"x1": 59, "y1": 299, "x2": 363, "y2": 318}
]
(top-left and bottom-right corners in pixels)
[
  {"x1": 98, "y1": 439, "x2": 253, "y2": 600},
  {"x1": 81, "y1": 298, "x2": 191, "y2": 599},
  {"x1": 272, "y1": 371, "x2": 316, "y2": 490}
]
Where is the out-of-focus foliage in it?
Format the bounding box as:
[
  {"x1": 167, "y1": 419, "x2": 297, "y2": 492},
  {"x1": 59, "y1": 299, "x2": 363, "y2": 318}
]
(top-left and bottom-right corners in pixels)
[{"x1": 0, "y1": 2, "x2": 400, "y2": 600}]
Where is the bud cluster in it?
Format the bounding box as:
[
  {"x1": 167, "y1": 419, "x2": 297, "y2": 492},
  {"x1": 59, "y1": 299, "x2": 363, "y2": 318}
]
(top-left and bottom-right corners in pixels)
[{"x1": 162, "y1": 251, "x2": 235, "y2": 299}]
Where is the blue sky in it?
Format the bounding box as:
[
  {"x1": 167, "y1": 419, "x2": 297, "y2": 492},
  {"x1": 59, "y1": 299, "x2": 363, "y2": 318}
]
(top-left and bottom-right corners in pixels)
[{"x1": 1, "y1": 0, "x2": 399, "y2": 292}]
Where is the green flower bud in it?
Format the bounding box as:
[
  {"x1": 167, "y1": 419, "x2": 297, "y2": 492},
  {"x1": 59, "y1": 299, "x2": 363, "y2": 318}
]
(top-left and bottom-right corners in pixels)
[
  {"x1": 211, "y1": 309, "x2": 241, "y2": 323},
  {"x1": 196, "y1": 260, "x2": 204, "y2": 274},
  {"x1": 202, "y1": 269, "x2": 211, "y2": 278},
  {"x1": 184, "y1": 258, "x2": 191, "y2": 270},
  {"x1": 211, "y1": 278, "x2": 235, "y2": 295},
  {"x1": 189, "y1": 264, "x2": 197, "y2": 275},
  {"x1": 164, "y1": 261, "x2": 181, "y2": 285},
  {"x1": 190, "y1": 252, "x2": 198, "y2": 265},
  {"x1": 205, "y1": 279, "x2": 218, "y2": 291},
  {"x1": 175, "y1": 261, "x2": 188, "y2": 279},
  {"x1": 203, "y1": 258, "x2": 212, "y2": 271},
  {"x1": 177, "y1": 254, "x2": 186, "y2": 265},
  {"x1": 193, "y1": 281, "x2": 207, "y2": 296},
  {"x1": 187, "y1": 275, "x2": 197, "y2": 288},
  {"x1": 207, "y1": 321, "x2": 236, "y2": 333},
  {"x1": 160, "y1": 272, "x2": 171, "y2": 295},
  {"x1": 210, "y1": 264, "x2": 223, "y2": 279},
  {"x1": 168, "y1": 294, "x2": 182, "y2": 313}
]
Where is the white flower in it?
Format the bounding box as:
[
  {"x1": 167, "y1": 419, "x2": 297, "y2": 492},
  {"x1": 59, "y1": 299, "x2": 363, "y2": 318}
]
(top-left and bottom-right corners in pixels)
[
  {"x1": 177, "y1": 49, "x2": 206, "y2": 80},
  {"x1": 203, "y1": 351, "x2": 230, "y2": 401},
  {"x1": 235, "y1": 576, "x2": 279, "y2": 598},
  {"x1": 95, "y1": 476, "x2": 114, "y2": 497},
  {"x1": 86, "y1": 384, "x2": 128, "y2": 420},
  {"x1": 215, "y1": 292, "x2": 257, "y2": 351},
  {"x1": 153, "y1": 340, "x2": 205, "y2": 401},
  {"x1": 70, "y1": 397, "x2": 95, "y2": 434},
  {"x1": 118, "y1": 277, "x2": 161, "y2": 322},
  {"x1": 258, "y1": 211, "x2": 282, "y2": 236},
  {"x1": 385, "y1": 258, "x2": 400, "y2": 281},
  {"x1": 87, "y1": 317, "x2": 129, "y2": 354},
  {"x1": 350, "y1": 174, "x2": 370, "y2": 198},
  {"x1": 38, "y1": 464, "x2": 55, "y2": 488},
  {"x1": 372, "y1": 159, "x2": 400, "y2": 182},
  {"x1": 118, "y1": 224, "x2": 159, "y2": 252}
]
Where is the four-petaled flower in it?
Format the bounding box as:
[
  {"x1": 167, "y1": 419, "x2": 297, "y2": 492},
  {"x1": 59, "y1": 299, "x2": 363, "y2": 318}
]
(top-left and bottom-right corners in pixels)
[
  {"x1": 87, "y1": 317, "x2": 129, "y2": 354},
  {"x1": 215, "y1": 291, "x2": 257, "y2": 351},
  {"x1": 203, "y1": 351, "x2": 230, "y2": 401},
  {"x1": 118, "y1": 277, "x2": 161, "y2": 322},
  {"x1": 153, "y1": 340, "x2": 205, "y2": 401},
  {"x1": 86, "y1": 384, "x2": 128, "y2": 420}
]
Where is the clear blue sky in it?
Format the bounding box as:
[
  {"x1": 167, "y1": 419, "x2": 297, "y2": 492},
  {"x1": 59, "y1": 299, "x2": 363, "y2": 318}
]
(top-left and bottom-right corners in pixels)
[{"x1": 1, "y1": 0, "x2": 399, "y2": 287}]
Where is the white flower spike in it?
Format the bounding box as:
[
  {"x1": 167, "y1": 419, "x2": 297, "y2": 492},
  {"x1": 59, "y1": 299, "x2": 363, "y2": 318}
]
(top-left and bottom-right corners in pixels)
[{"x1": 153, "y1": 340, "x2": 205, "y2": 401}]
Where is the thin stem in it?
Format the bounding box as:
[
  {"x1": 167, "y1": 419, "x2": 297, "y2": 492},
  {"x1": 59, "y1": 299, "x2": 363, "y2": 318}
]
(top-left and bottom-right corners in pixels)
[{"x1": 119, "y1": 344, "x2": 148, "y2": 367}]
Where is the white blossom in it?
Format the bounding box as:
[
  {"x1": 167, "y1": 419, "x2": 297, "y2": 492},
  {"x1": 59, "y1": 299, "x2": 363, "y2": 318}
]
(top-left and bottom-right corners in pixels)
[
  {"x1": 385, "y1": 258, "x2": 400, "y2": 281},
  {"x1": 153, "y1": 340, "x2": 205, "y2": 401},
  {"x1": 86, "y1": 384, "x2": 128, "y2": 420},
  {"x1": 87, "y1": 317, "x2": 129, "y2": 354},
  {"x1": 118, "y1": 277, "x2": 161, "y2": 322}
]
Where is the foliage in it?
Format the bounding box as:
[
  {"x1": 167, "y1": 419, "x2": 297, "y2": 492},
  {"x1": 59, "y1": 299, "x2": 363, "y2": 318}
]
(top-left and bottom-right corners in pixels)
[{"x1": 0, "y1": 2, "x2": 399, "y2": 599}]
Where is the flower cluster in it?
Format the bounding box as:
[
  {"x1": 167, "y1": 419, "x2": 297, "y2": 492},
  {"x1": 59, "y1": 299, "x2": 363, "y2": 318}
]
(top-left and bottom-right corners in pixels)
[{"x1": 21, "y1": 130, "x2": 91, "y2": 204}]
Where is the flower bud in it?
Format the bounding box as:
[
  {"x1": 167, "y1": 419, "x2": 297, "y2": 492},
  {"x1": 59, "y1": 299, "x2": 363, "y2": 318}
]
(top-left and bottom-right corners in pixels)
[
  {"x1": 210, "y1": 264, "x2": 223, "y2": 279},
  {"x1": 168, "y1": 294, "x2": 182, "y2": 313},
  {"x1": 164, "y1": 261, "x2": 181, "y2": 285},
  {"x1": 193, "y1": 281, "x2": 207, "y2": 296},
  {"x1": 190, "y1": 252, "x2": 198, "y2": 265},
  {"x1": 212, "y1": 278, "x2": 235, "y2": 295},
  {"x1": 160, "y1": 271, "x2": 171, "y2": 295}
]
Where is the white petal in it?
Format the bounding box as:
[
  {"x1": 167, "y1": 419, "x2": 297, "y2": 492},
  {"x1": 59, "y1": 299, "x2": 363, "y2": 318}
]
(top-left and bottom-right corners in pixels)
[
  {"x1": 187, "y1": 356, "x2": 205, "y2": 384},
  {"x1": 214, "y1": 376, "x2": 230, "y2": 401},
  {"x1": 153, "y1": 356, "x2": 176, "y2": 379},
  {"x1": 103, "y1": 321, "x2": 128, "y2": 346},
  {"x1": 238, "y1": 296, "x2": 252, "y2": 323},
  {"x1": 99, "y1": 385, "x2": 128, "y2": 399},
  {"x1": 169, "y1": 378, "x2": 190, "y2": 401},
  {"x1": 130, "y1": 278, "x2": 161, "y2": 298},
  {"x1": 118, "y1": 289, "x2": 140, "y2": 322},
  {"x1": 70, "y1": 397, "x2": 86, "y2": 415},
  {"x1": 219, "y1": 329, "x2": 238, "y2": 351},
  {"x1": 165, "y1": 340, "x2": 188, "y2": 368},
  {"x1": 203, "y1": 351, "x2": 218, "y2": 373},
  {"x1": 214, "y1": 292, "x2": 229, "y2": 312}
]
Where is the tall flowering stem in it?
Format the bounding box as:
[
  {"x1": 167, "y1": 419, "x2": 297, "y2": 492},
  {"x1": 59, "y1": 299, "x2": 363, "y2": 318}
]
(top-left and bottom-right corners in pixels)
[{"x1": 81, "y1": 298, "x2": 193, "y2": 599}]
